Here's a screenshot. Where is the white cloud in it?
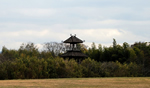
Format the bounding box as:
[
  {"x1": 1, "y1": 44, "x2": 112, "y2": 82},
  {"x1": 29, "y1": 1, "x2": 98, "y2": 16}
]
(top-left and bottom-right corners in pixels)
[{"x1": 0, "y1": 27, "x2": 149, "y2": 50}]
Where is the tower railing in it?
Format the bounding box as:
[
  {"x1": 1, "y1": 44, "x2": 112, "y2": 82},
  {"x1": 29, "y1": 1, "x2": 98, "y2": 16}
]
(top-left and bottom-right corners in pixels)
[{"x1": 66, "y1": 47, "x2": 81, "y2": 51}]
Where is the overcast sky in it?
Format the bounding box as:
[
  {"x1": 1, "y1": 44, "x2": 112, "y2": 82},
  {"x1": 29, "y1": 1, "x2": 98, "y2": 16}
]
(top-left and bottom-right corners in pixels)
[{"x1": 0, "y1": 0, "x2": 150, "y2": 50}]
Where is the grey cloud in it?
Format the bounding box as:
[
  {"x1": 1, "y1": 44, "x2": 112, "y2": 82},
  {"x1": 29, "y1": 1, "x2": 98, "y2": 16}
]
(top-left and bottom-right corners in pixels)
[{"x1": 0, "y1": 0, "x2": 150, "y2": 50}]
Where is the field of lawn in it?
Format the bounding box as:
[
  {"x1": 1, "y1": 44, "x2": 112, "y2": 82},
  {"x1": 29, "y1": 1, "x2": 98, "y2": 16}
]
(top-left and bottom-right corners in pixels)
[{"x1": 0, "y1": 77, "x2": 149, "y2": 88}]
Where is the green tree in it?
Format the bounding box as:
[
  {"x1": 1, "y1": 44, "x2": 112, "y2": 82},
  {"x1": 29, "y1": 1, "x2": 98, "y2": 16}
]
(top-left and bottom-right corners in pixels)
[
  {"x1": 81, "y1": 58, "x2": 101, "y2": 77},
  {"x1": 18, "y1": 42, "x2": 39, "y2": 58}
]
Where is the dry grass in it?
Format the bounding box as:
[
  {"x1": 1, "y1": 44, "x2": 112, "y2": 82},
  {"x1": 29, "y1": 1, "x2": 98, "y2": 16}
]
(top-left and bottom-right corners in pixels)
[{"x1": 0, "y1": 77, "x2": 150, "y2": 88}]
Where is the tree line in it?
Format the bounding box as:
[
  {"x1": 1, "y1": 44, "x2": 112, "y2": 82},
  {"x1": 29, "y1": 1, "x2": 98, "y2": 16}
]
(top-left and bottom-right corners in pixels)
[{"x1": 0, "y1": 39, "x2": 149, "y2": 79}]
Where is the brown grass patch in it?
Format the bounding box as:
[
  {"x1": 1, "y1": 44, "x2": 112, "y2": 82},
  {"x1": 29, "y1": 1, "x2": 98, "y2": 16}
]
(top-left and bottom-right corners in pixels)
[{"x1": 0, "y1": 77, "x2": 149, "y2": 88}]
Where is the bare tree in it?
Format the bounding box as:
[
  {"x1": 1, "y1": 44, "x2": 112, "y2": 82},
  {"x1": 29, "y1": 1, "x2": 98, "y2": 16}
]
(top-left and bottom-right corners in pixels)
[{"x1": 43, "y1": 42, "x2": 68, "y2": 56}]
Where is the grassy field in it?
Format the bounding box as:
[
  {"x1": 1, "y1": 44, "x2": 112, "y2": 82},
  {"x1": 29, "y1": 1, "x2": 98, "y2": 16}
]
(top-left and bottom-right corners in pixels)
[{"x1": 0, "y1": 77, "x2": 149, "y2": 88}]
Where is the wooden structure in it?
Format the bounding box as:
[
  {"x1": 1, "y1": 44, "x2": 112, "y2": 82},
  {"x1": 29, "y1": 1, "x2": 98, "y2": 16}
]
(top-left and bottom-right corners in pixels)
[{"x1": 61, "y1": 34, "x2": 88, "y2": 61}]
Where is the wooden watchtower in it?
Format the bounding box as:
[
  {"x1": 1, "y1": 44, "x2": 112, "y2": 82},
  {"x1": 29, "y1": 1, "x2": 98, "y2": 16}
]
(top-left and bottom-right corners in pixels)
[{"x1": 61, "y1": 34, "x2": 88, "y2": 62}]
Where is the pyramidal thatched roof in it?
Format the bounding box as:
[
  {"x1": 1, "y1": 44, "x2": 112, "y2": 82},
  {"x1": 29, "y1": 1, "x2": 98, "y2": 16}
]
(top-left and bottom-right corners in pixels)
[
  {"x1": 61, "y1": 51, "x2": 88, "y2": 58},
  {"x1": 63, "y1": 35, "x2": 83, "y2": 43}
]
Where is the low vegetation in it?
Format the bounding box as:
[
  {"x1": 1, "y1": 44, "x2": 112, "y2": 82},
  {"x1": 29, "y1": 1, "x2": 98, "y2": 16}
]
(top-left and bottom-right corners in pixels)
[{"x1": 0, "y1": 78, "x2": 149, "y2": 88}]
